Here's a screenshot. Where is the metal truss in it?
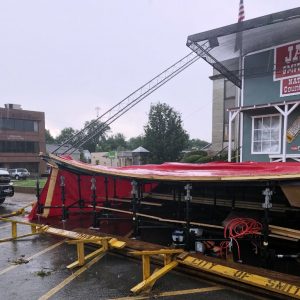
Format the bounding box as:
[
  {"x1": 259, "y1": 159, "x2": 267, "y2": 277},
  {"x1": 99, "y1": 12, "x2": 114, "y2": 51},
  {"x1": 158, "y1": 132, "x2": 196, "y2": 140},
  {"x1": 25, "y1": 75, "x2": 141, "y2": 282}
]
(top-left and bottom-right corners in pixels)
[{"x1": 53, "y1": 42, "x2": 212, "y2": 155}]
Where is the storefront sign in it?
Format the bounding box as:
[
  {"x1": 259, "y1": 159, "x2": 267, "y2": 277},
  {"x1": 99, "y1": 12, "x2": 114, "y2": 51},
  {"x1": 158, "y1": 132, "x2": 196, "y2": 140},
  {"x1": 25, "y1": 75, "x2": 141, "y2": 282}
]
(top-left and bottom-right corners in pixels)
[
  {"x1": 274, "y1": 41, "x2": 300, "y2": 96},
  {"x1": 281, "y1": 76, "x2": 300, "y2": 96},
  {"x1": 275, "y1": 42, "x2": 300, "y2": 80}
]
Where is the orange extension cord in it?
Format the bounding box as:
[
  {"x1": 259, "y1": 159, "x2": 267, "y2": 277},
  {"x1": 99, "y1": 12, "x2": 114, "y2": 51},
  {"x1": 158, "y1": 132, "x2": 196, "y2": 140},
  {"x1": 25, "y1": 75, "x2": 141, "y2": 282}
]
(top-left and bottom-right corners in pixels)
[{"x1": 220, "y1": 218, "x2": 262, "y2": 261}]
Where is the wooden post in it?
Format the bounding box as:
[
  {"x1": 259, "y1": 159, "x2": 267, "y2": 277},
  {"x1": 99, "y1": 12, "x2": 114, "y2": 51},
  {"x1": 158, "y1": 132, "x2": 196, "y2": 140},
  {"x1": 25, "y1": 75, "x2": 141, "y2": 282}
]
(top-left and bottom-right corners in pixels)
[
  {"x1": 91, "y1": 177, "x2": 98, "y2": 228},
  {"x1": 77, "y1": 241, "x2": 85, "y2": 266},
  {"x1": 104, "y1": 177, "x2": 109, "y2": 207},
  {"x1": 11, "y1": 222, "x2": 17, "y2": 239},
  {"x1": 31, "y1": 225, "x2": 37, "y2": 234},
  {"x1": 184, "y1": 184, "x2": 192, "y2": 249},
  {"x1": 36, "y1": 176, "x2": 43, "y2": 214},
  {"x1": 142, "y1": 255, "x2": 150, "y2": 280},
  {"x1": 164, "y1": 254, "x2": 172, "y2": 266},
  {"x1": 78, "y1": 175, "x2": 84, "y2": 208},
  {"x1": 60, "y1": 176, "x2": 67, "y2": 221},
  {"x1": 131, "y1": 180, "x2": 139, "y2": 238}
]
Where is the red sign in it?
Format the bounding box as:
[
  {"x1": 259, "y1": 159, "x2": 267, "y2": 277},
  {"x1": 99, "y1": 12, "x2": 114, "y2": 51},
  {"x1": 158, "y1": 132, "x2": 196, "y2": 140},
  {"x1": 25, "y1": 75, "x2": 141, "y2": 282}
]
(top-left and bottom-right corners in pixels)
[
  {"x1": 291, "y1": 146, "x2": 300, "y2": 151},
  {"x1": 281, "y1": 76, "x2": 300, "y2": 96},
  {"x1": 274, "y1": 42, "x2": 300, "y2": 80}
]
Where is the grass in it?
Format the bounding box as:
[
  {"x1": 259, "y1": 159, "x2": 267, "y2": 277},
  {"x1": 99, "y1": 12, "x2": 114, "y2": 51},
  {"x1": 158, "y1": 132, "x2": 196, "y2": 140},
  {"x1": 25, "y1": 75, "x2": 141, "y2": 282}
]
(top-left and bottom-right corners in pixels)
[
  {"x1": 13, "y1": 178, "x2": 47, "y2": 188},
  {"x1": 36, "y1": 269, "x2": 52, "y2": 277}
]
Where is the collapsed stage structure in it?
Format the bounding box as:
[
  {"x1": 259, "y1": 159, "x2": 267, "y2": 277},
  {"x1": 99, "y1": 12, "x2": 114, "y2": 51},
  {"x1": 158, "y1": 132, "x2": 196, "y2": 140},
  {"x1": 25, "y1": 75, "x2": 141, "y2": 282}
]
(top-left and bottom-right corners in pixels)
[
  {"x1": 30, "y1": 8, "x2": 300, "y2": 279},
  {"x1": 30, "y1": 153, "x2": 300, "y2": 277}
]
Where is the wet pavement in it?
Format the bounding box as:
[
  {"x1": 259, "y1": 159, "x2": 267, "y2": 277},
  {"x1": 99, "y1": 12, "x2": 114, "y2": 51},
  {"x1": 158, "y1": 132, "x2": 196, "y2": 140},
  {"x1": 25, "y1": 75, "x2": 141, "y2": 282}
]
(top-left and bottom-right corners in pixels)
[{"x1": 0, "y1": 193, "x2": 268, "y2": 300}]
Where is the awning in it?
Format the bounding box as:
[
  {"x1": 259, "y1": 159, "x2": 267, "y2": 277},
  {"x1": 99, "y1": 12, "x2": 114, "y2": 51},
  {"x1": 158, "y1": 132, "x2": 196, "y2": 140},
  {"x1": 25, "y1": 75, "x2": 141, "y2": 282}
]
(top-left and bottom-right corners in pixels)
[{"x1": 186, "y1": 8, "x2": 300, "y2": 87}]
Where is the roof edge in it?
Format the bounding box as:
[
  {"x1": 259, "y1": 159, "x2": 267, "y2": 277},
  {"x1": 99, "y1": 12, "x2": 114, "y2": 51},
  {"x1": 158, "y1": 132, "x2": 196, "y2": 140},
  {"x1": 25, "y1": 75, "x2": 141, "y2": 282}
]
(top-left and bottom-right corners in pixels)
[{"x1": 187, "y1": 7, "x2": 300, "y2": 43}]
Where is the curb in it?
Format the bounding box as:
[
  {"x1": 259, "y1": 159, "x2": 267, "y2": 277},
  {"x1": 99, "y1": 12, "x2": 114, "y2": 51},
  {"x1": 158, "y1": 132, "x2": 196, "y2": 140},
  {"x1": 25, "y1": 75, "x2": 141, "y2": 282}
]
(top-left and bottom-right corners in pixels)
[{"x1": 14, "y1": 186, "x2": 36, "y2": 194}]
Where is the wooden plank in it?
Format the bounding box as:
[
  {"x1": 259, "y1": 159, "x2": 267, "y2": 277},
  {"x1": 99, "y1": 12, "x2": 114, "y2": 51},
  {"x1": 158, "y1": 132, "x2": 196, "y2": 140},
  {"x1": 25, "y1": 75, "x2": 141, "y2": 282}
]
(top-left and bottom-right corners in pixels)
[
  {"x1": 130, "y1": 249, "x2": 183, "y2": 256},
  {"x1": 142, "y1": 255, "x2": 150, "y2": 280},
  {"x1": 107, "y1": 197, "x2": 162, "y2": 207},
  {"x1": 0, "y1": 232, "x2": 40, "y2": 243},
  {"x1": 92, "y1": 205, "x2": 299, "y2": 237},
  {"x1": 42, "y1": 167, "x2": 59, "y2": 218},
  {"x1": 179, "y1": 255, "x2": 300, "y2": 299},
  {"x1": 109, "y1": 238, "x2": 126, "y2": 249},
  {"x1": 280, "y1": 185, "x2": 300, "y2": 207},
  {"x1": 131, "y1": 261, "x2": 178, "y2": 294},
  {"x1": 76, "y1": 227, "x2": 300, "y2": 288},
  {"x1": 146, "y1": 193, "x2": 294, "y2": 212},
  {"x1": 77, "y1": 241, "x2": 85, "y2": 266},
  {"x1": 269, "y1": 225, "x2": 300, "y2": 240}
]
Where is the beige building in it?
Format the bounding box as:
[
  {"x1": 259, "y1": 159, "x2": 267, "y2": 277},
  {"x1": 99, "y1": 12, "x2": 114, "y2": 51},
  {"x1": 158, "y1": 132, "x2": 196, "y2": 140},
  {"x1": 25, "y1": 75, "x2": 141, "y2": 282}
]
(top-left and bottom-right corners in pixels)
[
  {"x1": 91, "y1": 151, "x2": 133, "y2": 167},
  {"x1": 91, "y1": 147, "x2": 149, "y2": 167},
  {"x1": 210, "y1": 70, "x2": 238, "y2": 155}
]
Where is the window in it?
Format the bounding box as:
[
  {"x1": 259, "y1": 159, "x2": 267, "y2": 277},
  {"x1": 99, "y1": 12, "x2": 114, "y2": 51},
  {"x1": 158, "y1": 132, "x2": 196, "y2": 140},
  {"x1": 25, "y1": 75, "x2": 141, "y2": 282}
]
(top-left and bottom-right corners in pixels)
[
  {"x1": 0, "y1": 118, "x2": 38, "y2": 132},
  {"x1": 251, "y1": 115, "x2": 281, "y2": 154},
  {"x1": 0, "y1": 141, "x2": 39, "y2": 153}
]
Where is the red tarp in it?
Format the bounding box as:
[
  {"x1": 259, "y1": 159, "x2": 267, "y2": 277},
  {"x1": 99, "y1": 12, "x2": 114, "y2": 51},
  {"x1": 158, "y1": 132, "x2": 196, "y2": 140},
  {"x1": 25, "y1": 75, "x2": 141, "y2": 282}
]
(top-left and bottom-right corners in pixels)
[
  {"x1": 50, "y1": 155, "x2": 300, "y2": 180},
  {"x1": 29, "y1": 155, "x2": 300, "y2": 220}
]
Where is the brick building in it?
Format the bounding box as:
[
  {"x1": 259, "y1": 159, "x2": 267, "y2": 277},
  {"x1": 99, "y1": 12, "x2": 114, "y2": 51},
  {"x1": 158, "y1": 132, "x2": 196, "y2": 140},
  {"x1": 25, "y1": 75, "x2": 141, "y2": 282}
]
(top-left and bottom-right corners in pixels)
[{"x1": 0, "y1": 104, "x2": 46, "y2": 175}]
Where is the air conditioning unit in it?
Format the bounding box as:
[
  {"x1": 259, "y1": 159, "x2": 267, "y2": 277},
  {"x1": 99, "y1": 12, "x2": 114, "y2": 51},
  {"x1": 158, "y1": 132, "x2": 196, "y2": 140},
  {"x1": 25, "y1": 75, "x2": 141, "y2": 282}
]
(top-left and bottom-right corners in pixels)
[{"x1": 4, "y1": 104, "x2": 22, "y2": 110}]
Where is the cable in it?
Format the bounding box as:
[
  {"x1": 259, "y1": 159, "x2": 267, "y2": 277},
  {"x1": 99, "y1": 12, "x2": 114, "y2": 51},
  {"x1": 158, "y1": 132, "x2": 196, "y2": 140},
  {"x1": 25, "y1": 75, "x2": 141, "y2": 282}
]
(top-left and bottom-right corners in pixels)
[{"x1": 220, "y1": 217, "x2": 262, "y2": 261}]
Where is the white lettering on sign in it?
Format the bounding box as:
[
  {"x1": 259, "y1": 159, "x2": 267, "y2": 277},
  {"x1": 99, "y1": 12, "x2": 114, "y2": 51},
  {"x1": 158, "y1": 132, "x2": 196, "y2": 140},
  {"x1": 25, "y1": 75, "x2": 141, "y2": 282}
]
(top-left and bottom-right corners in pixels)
[
  {"x1": 275, "y1": 41, "x2": 300, "y2": 82},
  {"x1": 280, "y1": 75, "x2": 300, "y2": 97},
  {"x1": 285, "y1": 44, "x2": 300, "y2": 64}
]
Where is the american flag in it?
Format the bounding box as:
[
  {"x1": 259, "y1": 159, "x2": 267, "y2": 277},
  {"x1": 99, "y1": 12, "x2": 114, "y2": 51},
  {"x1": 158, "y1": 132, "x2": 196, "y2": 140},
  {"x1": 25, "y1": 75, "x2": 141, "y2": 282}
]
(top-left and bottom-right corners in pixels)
[
  {"x1": 235, "y1": 0, "x2": 245, "y2": 52},
  {"x1": 238, "y1": 0, "x2": 245, "y2": 22}
]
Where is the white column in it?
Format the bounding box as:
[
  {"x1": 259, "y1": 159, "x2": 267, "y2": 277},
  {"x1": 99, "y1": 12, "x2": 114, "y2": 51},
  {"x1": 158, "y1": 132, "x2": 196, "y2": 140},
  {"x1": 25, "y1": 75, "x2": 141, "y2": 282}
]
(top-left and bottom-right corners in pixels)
[
  {"x1": 275, "y1": 103, "x2": 299, "y2": 162},
  {"x1": 282, "y1": 104, "x2": 288, "y2": 162},
  {"x1": 227, "y1": 110, "x2": 240, "y2": 162},
  {"x1": 228, "y1": 111, "x2": 232, "y2": 162}
]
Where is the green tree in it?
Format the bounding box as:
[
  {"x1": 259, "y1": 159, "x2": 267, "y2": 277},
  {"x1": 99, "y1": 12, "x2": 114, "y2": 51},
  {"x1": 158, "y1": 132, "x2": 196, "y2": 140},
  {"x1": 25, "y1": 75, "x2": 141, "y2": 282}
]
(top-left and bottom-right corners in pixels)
[
  {"x1": 187, "y1": 138, "x2": 209, "y2": 150},
  {"x1": 82, "y1": 119, "x2": 111, "y2": 153},
  {"x1": 97, "y1": 133, "x2": 127, "y2": 152},
  {"x1": 127, "y1": 135, "x2": 145, "y2": 150},
  {"x1": 144, "y1": 102, "x2": 189, "y2": 163},
  {"x1": 56, "y1": 127, "x2": 78, "y2": 145},
  {"x1": 45, "y1": 129, "x2": 56, "y2": 144}
]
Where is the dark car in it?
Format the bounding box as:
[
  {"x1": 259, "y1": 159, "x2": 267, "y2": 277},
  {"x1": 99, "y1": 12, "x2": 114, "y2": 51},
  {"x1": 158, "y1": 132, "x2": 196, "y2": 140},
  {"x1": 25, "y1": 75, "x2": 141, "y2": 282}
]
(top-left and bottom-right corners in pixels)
[{"x1": 0, "y1": 169, "x2": 14, "y2": 204}]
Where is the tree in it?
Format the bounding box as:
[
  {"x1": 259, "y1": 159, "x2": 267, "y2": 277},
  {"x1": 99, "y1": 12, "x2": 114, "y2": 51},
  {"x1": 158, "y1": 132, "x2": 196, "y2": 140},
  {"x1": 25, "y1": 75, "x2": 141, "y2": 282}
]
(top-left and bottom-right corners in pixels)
[
  {"x1": 45, "y1": 129, "x2": 56, "y2": 144},
  {"x1": 187, "y1": 138, "x2": 209, "y2": 151},
  {"x1": 97, "y1": 133, "x2": 127, "y2": 151},
  {"x1": 82, "y1": 119, "x2": 110, "y2": 152},
  {"x1": 144, "y1": 102, "x2": 189, "y2": 163},
  {"x1": 56, "y1": 127, "x2": 78, "y2": 145},
  {"x1": 127, "y1": 135, "x2": 145, "y2": 150}
]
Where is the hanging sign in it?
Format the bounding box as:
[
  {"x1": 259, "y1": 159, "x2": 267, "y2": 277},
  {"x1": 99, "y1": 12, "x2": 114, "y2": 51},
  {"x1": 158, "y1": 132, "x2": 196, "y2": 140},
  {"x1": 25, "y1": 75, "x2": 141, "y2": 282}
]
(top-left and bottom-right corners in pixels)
[
  {"x1": 274, "y1": 41, "x2": 300, "y2": 97},
  {"x1": 280, "y1": 76, "x2": 300, "y2": 96},
  {"x1": 274, "y1": 42, "x2": 300, "y2": 80}
]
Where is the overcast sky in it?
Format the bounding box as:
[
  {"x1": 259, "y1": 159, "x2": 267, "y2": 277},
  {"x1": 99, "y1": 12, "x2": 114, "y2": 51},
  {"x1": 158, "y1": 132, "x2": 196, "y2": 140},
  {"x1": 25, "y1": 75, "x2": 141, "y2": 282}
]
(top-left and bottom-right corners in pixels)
[{"x1": 1, "y1": 0, "x2": 299, "y2": 142}]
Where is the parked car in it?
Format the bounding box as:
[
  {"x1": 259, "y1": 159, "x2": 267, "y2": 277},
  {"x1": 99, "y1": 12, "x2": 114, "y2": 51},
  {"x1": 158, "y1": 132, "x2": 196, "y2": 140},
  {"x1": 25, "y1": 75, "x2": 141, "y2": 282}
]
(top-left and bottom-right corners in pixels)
[
  {"x1": 0, "y1": 169, "x2": 14, "y2": 204},
  {"x1": 8, "y1": 168, "x2": 30, "y2": 180}
]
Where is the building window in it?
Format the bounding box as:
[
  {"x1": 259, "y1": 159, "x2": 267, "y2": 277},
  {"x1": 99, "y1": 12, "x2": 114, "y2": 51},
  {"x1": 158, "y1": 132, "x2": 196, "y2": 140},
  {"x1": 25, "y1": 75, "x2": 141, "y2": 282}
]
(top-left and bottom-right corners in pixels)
[
  {"x1": 0, "y1": 141, "x2": 39, "y2": 153},
  {"x1": 251, "y1": 114, "x2": 281, "y2": 154},
  {"x1": 0, "y1": 118, "x2": 38, "y2": 132}
]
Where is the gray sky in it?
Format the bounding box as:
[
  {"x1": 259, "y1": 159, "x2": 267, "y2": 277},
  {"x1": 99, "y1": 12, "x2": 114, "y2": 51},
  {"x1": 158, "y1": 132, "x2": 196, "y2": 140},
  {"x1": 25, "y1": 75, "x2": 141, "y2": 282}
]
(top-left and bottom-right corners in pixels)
[{"x1": 1, "y1": 0, "x2": 299, "y2": 142}]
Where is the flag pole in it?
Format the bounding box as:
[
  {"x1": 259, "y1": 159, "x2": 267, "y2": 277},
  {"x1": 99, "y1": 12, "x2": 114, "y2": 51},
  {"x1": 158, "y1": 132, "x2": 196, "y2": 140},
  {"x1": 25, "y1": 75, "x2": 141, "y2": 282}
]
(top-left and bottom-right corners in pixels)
[{"x1": 235, "y1": 0, "x2": 245, "y2": 162}]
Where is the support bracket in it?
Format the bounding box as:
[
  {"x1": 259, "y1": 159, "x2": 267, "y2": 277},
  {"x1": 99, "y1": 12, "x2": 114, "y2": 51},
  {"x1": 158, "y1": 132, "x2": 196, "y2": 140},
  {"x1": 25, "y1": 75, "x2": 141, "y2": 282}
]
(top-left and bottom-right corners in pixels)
[{"x1": 130, "y1": 249, "x2": 183, "y2": 294}]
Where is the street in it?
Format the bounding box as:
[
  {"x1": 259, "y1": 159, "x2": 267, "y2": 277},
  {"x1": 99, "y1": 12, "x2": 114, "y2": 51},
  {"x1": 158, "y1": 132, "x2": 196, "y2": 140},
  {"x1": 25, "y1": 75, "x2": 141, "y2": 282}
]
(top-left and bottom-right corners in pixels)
[{"x1": 0, "y1": 193, "x2": 265, "y2": 300}]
